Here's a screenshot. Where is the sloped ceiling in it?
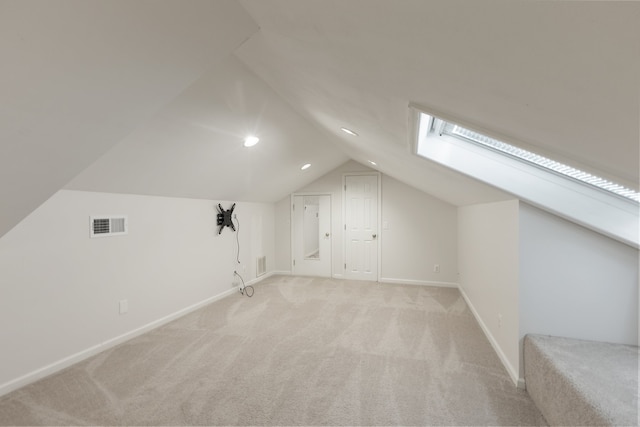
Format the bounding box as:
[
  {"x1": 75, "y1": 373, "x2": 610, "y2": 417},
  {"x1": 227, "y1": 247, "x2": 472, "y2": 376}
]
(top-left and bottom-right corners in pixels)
[
  {"x1": 65, "y1": 56, "x2": 349, "y2": 202},
  {"x1": 0, "y1": 0, "x2": 258, "y2": 237},
  {"x1": 2, "y1": 0, "x2": 638, "y2": 238},
  {"x1": 236, "y1": 0, "x2": 639, "y2": 194}
]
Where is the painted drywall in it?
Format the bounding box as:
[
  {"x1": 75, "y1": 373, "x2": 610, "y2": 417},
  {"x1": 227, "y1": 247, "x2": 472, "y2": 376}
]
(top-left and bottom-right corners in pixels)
[
  {"x1": 381, "y1": 176, "x2": 457, "y2": 285},
  {"x1": 0, "y1": 190, "x2": 274, "y2": 394},
  {"x1": 518, "y1": 202, "x2": 639, "y2": 377},
  {"x1": 418, "y1": 117, "x2": 639, "y2": 247},
  {"x1": 289, "y1": 160, "x2": 458, "y2": 284},
  {"x1": 458, "y1": 200, "x2": 520, "y2": 384},
  {"x1": 0, "y1": 0, "x2": 259, "y2": 239},
  {"x1": 274, "y1": 197, "x2": 291, "y2": 273},
  {"x1": 64, "y1": 55, "x2": 349, "y2": 204},
  {"x1": 457, "y1": 199, "x2": 639, "y2": 385},
  {"x1": 295, "y1": 160, "x2": 373, "y2": 277}
]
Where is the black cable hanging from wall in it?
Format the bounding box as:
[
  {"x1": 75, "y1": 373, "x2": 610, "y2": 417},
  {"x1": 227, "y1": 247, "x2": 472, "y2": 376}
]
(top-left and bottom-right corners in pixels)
[{"x1": 233, "y1": 214, "x2": 253, "y2": 297}]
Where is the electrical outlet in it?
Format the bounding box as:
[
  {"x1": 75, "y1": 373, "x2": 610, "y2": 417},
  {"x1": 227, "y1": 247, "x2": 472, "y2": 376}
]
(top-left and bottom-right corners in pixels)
[
  {"x1": 119, "y1": 299, "x2": 128, "y2": 315},
  {"x1": 433, "y1": 264, "x2": 440, "y2": 273},
  {"x1": 498, "y1": 313, "x2": 503, "y2": 328}
]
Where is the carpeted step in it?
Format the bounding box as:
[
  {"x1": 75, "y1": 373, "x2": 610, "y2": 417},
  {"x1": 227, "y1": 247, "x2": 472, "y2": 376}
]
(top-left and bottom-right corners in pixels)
[{"x1": 524, "y1": 334, "x2": 638, "y2": 426}]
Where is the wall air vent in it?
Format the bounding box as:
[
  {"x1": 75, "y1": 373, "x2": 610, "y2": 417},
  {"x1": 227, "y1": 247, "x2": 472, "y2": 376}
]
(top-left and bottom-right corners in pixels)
[
  {"x1": 90, "y1": 215, "x2": 128, "y2": 238},
  {"x1": 256, "y1": 256, "x2": 267, "y2": 277}
]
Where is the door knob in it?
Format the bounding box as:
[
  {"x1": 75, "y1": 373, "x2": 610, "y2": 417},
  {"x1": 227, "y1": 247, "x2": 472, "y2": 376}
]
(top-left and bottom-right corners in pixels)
[
  {"x1": 372, "y1": 234, "x2": 377, "y2": 239},
  {"x1": 325, "y1": 232, "x2": 330, "y2": 237}
]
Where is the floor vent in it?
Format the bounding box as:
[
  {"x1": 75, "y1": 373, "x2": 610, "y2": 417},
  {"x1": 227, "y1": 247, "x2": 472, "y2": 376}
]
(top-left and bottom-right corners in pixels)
[
  {"x1": 256, "y1": 256, "x2": 267, "y2": 277},
  {"x1": 90, "y1": 215, "x2": 128, "y2": 238}
]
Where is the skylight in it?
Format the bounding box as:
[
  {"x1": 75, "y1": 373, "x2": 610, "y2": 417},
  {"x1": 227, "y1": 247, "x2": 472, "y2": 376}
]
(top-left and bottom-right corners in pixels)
[
  {"x1": 425, "y1": 115, "x2": 639, "y2": 203},
  {"x1": 412, "y1": 109, "x2": 639, "y2": 247}
]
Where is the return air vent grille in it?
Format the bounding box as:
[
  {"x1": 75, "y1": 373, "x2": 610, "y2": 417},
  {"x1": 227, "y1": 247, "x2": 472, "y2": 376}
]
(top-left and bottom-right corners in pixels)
[
  {"x1": 90, "y1": 216, "x2": 128, "y2": 238},
  {"x1": 110, "y1": 217, "x2": 126, "y2": 233},
  {"x1": 256, "y1": 256, "x2": 267, "y2": 277}
]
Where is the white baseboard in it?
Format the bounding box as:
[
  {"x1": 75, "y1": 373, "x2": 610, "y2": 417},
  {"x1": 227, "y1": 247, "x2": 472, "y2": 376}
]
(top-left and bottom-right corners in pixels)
[
  {"x1": 332, "y1": 273, "x2": 344, "y2": 279},
  {"x1": 269, "y1": 270, "x2": 291, "y2": 277},
  {"x1": 0, "y1": 286, "x2": 238, "y2": 398},
  {"x1": 379, "y1": 277, "x2": 459, "y2": 288},
  {"x1": 242, "y1": 270, "x2": 288, "y2": 288},
  {"x1": 458, "y1": 286, "x2": 520, "y2": 387}
]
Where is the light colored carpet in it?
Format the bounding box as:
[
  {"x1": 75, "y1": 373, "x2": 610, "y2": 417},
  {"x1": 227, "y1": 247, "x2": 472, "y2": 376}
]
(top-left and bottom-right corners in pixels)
[
  {"x1": 0, "y1": 276, "x2": 546, "y2": 426},
  {"x1": 524, "y1": 334, "x2": 639, "y2": 426}
]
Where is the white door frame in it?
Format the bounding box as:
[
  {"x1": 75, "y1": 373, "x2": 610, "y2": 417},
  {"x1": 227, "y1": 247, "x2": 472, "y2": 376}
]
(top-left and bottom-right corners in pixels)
[
  {"x1": 291, "y1": 192, "x2": 333, "y2": 277},
  {"x1": 342, "y1": 172, "x2": 381, "y2": 281}
]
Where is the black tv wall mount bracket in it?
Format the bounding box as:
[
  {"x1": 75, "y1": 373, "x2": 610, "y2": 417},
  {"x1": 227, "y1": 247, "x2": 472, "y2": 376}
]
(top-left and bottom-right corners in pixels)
[{"x1": 216, "y1": 203, "x2": 236, "y2": 234}]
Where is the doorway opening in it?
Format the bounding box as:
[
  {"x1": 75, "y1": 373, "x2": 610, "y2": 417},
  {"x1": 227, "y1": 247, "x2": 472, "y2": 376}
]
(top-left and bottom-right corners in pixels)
[{"x1": 291, "y1": 193, "x2": 332, "y2": 277}]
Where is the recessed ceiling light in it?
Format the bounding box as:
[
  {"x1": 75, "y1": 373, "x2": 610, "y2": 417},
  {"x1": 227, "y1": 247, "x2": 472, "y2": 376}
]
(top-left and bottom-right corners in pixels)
[
  {"x1": 341, "y1": 127, "x2": 358, "y2": 136},
  {"x1": 368, "y1": 160, "x2": 377, "y2": 166},
  {"x1": 301, "y1": 163, "x2": 311, "y2": 170},
  {"x1": 243, "y1": 135, "x2": 259, "y2": 147}
]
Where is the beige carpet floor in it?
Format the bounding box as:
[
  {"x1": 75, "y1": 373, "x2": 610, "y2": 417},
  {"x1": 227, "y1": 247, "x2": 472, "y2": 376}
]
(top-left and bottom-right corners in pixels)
[{"x1": 0, "y1": 275, "x2": 546, "y2": 426}]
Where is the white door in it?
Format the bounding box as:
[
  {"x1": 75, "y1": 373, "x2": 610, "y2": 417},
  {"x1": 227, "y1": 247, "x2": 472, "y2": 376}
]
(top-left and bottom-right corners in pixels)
[
  {"x1": 292, "y1": 195, "x2": 331, "y2": 277},
  {"x1": 344, "y1": 175, "x2": 378, "y2": 281}
]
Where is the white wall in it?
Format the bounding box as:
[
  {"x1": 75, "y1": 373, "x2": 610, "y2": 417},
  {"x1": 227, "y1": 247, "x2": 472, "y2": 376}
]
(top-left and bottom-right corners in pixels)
[
  {"x1": 0, "y1": 190, "x2": 274, "y2": 395},
  {"x1": 281, "y1": 160, "x2": 459, "y2": 285},
  {"x1": 458, "y1": 200, "x2": 520, "y2": 384},
  {"x1": 458, "y1": 199, "x2": 639, "y2": 386},
  {"x1": 294, "y1": 160, "x2": 373, "y2": 277},
  {"x1": 518, "y1": 202, "x2": 638, "y2": 374},
  {"x1": 274, "y1": 197, "x2": 291, "y2": 273},
  {"x1": 381, "y1": 176, "x2": 457, "y2": 285}
]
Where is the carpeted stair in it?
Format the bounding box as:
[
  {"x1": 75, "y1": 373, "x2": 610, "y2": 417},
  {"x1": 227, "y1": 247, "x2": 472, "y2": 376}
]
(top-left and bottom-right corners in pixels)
[{"x1": 524, "y1": 334, "x2": 639, "y2": 426}]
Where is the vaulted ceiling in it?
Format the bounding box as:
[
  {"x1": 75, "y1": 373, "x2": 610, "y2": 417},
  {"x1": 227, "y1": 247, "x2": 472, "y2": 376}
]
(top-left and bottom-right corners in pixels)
[
  {"x1": 236, "y1": 0, "x2": 639, "y2": 187},
  {"x1": 2, "y1": 0, "x2": 638, "y2": 238}
]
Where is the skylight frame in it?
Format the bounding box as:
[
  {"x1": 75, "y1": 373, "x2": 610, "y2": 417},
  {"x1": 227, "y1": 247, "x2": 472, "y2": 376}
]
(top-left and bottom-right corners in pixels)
[
  {"x1": 411, "y1": 108, "x2": 639, "y2": 248},
  {"x1": 428, "y1": 116, "x2": 639, "y2": 204}
]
